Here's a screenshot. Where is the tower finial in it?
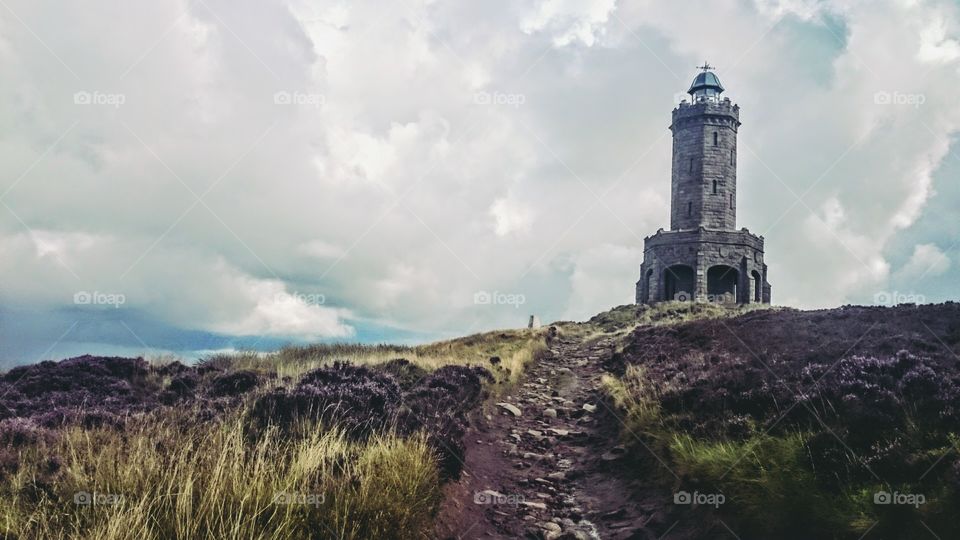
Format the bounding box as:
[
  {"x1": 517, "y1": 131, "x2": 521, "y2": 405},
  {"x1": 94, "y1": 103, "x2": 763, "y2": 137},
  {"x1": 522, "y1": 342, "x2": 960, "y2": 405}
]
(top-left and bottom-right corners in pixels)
[{"x1": 696, "y1": 62, "x2": 714, "y2": 72}]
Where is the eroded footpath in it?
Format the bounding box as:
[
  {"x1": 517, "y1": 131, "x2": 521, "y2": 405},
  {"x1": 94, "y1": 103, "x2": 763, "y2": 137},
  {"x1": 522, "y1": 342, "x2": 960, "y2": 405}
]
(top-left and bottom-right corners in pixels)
[{"x1": 434, "y1": 333, "x2": 671, "y2": 539}]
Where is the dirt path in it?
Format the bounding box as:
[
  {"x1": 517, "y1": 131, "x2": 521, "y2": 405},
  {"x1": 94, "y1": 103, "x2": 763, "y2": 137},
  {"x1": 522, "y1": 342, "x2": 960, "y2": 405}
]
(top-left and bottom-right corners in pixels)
[{"x1": 434, "y1": 333, "x2": 670, "y2": 539}]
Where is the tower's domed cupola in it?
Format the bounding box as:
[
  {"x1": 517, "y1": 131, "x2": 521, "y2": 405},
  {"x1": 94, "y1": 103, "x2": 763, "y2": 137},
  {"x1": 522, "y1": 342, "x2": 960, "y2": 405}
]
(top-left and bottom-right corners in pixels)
[{"x1": 688, "y1": 63, "x2": 724, "y2": 99}]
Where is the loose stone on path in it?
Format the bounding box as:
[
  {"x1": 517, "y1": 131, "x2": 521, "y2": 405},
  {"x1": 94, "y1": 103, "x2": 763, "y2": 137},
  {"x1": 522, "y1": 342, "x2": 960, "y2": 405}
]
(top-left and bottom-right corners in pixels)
[{"x1": 496, "y1": 402, "x2": 523, "y2": 416}]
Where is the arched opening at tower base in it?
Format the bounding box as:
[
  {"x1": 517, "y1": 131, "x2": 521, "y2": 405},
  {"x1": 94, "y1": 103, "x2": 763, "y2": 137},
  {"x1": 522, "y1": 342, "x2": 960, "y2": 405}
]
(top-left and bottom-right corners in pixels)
[
  {"x1": 707, "y1": 265, "x2": 739, "y2": 303},
  {"x1": 751, "y1": 270, "x2": 762, "y2": 303},
  {"x1": 663, "y1": 265, "x2": 695, "y2": 302}
]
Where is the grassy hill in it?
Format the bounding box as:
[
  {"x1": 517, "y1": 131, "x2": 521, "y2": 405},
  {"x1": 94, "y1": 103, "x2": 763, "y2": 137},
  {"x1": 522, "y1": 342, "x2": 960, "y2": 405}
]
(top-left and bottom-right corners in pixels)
[
  {"x1": 0, "y1": 330, "x2": 546, "y2": 539},
  {"x1": 1, "y1": 302, "x2": 958, "y2": 539}
]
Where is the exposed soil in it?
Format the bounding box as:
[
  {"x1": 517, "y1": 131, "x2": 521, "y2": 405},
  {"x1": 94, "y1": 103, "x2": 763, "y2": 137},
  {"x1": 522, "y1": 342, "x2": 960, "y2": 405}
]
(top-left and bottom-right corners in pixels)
[{"x1": 434, "y1": 334, "x2": 679, "y2": 539}]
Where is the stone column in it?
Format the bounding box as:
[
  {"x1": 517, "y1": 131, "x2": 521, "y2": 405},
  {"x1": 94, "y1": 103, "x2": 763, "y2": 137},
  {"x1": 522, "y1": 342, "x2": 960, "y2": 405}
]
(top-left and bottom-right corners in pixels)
[
  {"x1": 739, "y1": 257, "x2": 750, "y2": 304},
  {"x1": 695, "y1": 251, "x2": 707, "y2": 302},
  {"x1": 651, "y1": 260, "x2": 664, "y2": 303}
]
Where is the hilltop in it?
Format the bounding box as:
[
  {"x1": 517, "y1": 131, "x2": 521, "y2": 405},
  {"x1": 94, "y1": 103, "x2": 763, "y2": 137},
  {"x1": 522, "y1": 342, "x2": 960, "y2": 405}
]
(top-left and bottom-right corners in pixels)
[{"x1": 0, "y1": 302, "x2": 958, "y2": 539}]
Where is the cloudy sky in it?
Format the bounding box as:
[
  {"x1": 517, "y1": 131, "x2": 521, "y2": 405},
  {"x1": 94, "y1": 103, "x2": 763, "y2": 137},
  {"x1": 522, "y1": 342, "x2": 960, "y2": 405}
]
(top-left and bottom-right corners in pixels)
[{"x1": 1, "y1": 0, "x2": 958, "y2": 365}]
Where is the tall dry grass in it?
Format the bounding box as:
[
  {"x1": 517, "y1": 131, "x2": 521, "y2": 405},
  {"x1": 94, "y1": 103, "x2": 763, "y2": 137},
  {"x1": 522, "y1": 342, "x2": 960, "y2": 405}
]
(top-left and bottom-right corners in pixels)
[
  {"x1": 214, "y1": 328, "x2": 547, "y2": 386},
  {"x1": 0, "y1": 324, "x2": 550, "y2": 538},
  {"x1": 0, "y1": 411, "x2": 440, "y2": 539}
]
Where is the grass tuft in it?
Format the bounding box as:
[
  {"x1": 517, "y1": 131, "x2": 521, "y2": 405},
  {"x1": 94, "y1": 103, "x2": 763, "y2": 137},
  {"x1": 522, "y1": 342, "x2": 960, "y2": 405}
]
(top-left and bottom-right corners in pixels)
[{"x1": 0, "y1": 411, "x2": 440, "y2": 539}]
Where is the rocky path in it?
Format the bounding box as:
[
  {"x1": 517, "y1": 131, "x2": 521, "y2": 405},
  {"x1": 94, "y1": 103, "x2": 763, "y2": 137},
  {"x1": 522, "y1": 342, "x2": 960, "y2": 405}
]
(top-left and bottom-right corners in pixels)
[{"x1": 434, "y1": 333, "x2": 666, "y2": 539}]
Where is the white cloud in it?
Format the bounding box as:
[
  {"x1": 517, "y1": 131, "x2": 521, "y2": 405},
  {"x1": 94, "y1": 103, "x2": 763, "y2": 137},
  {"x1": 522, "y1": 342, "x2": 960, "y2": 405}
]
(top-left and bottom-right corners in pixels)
[
  {"x1": 211, "y1": 275, "x2": 353, "y2": 339},
  {"x1": 896, "y1": 243, "x2": 951, "y2": 279},
  {"x1": 298, "y1": 239, "x2": 346, "y2": 259},
  {"x1": 563, "y1": 243, "x2": 640, "y2": 320},
  {"x1": 520, "y1": 0, "x2": 617, "y2": 47},
  {"x1": 490, "y1": 196, "x2": 534, "y2": 236},
  {"x1": 1, "y1": 0, "x2": 959, "y2": 355},
  {"x1": 30, "y1": 230, "x2": 100, "y2": 262},
  {"x1": 752, "y1": 0, "x2": 828, "y2": 21},
  {"x1": 918, "y1": 14, "x2": 960, "y2": 63}
]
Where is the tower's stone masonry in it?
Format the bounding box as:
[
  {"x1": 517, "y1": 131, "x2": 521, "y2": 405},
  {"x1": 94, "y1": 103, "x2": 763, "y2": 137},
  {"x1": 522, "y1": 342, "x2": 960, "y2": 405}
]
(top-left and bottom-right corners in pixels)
[
  {"x1": 670, "y1": 100, "x2": 739, "y2": 230},
  {"x1": 637, "y1": 68, "x2": 772, "y2": 305}
]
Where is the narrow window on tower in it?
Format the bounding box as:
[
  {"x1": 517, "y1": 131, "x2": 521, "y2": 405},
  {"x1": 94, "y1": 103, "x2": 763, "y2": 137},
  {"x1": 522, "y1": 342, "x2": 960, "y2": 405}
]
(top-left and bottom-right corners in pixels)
[
  {"x1": 730, "y1": 149, "x2": 734, "y2": 165},
  {"x1": 689, "y1": 157, "x2": 694, "y2": 173},
  {"x1": 687, "y1": 202, "x2": 692, "y2": 216},
  {"x1": 713, "y1": 179, "x2": 718, "y2": 194},
  {"x1": 713, "y1": 132, "x2": 718, "y2": 146},
  {"x1": 730, "y1": 193, "x2": 735, "y2": 209}
]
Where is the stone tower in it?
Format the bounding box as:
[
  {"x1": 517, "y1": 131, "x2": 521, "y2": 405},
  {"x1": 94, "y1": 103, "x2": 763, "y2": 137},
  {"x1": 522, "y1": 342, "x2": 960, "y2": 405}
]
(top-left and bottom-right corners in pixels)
[{"x1": 636, "y1": 66, "x2": 771, "y2": 305}]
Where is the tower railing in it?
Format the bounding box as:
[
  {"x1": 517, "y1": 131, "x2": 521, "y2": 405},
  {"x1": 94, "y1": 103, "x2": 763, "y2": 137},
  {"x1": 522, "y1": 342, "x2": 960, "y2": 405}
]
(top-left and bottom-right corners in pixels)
[{"x1": 678, "y1": 95, "x2": 733, "y2": 106}]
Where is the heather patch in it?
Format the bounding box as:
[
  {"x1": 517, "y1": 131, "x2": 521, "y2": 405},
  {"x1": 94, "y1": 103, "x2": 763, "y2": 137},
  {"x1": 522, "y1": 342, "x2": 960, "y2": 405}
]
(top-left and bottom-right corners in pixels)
[
  {"x1": 0, "y1": 355, "x2": 159, "y2": 425},
  {"x1": 208, "y1": 369, "x2": 262, "y2": 397},
  {"x1": 0, "y1": 325, "x2": 542, "y2": 539},
  {"x1": 396, "y1": 365, "x2": 493, "y2": 479},
  {"x1": 249, "y1": 362, "x2": 403, "y2": 438},
  {"x1": 248, "y1": 362, "x2": 492, "y2": 479},
  {"x1": 604, "y1": 303, "x2": 960, "y2": 539},
  {"x1": 375, "y1": 358, "x2": 430, "y2": 390}
]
